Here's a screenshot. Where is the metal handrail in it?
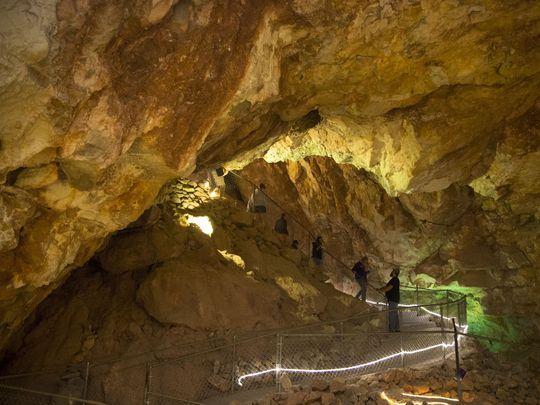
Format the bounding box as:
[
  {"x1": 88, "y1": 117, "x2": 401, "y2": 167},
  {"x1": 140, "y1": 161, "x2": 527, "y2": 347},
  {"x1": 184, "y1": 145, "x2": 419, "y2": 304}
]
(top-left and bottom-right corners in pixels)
[
  {"x1": 0, "y1": 370, "x2": 83, "y2": 381},
  {"x1": 0, "y1": 383, "x2": 107, "y2": 404},
  {"x1": 0, "y1": 291, "x2": 465, "y2": 377}
]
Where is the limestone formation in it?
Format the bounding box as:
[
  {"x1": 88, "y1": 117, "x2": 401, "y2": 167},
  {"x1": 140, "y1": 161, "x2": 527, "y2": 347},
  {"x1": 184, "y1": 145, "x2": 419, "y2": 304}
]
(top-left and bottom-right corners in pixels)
[
  {"x1": 240, "y1": 154, "x2": 540, "y2": 333},
  {"x1": 0, "y1": 0, "x2": 539, "y2": 380},
  {"x1": 1, "y1": 197, "x2": 371, "y2": 402}
]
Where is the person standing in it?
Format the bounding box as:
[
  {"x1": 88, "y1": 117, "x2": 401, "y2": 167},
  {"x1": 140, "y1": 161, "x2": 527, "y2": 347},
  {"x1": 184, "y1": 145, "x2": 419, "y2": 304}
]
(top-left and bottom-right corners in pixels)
[
  {"x1": 247, "y1": 183, "x2": 268, "y2": 213},
  {"x1": 311, "y1": 236, "x2": 324, "y2": 266},
  {"x1": 352, "y1": 256, "x2": 370, "y2": 301},
  {"x1": 208, "y1": 167, "x2": 226, "y2": 196},
  {"x1": 379, "y1": 268, "x2": 401, "y2": 332},
  {"x1": 274, "y1": 213, "x2": 289, "y2": 244}
]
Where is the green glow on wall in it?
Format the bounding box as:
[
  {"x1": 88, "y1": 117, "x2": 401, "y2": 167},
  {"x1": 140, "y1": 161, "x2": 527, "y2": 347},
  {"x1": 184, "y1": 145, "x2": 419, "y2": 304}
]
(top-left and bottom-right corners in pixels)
[{"x1": 432, "y1": 282, "x2": 521, "y2": 352}]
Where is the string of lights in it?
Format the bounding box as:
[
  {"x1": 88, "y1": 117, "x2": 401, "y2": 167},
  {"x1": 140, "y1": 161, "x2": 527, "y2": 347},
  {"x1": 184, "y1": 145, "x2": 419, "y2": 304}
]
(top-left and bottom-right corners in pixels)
[
  {"x1": 381, "y1": 391, "x2": 454, "y2": 405},
  {"x1": 402, "y1": 392, "x2": 459, "y2": 402},
  {"x1": 236, "y1": 302, "x2": 468, "y2": 387},
  {"x1": 237, "y1": 333, "x2": 465, "y2": 386},
  {"x1": 365, "y1": 299, "x2": 458, "y2": 324}
]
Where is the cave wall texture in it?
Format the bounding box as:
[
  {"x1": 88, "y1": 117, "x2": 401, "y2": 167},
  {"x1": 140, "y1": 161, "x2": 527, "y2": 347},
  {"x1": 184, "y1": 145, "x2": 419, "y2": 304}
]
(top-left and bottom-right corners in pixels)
[
  {"x1": 240, "y1": 152, "x2": 539, "y2": 335},
  {"x1": 1, "y1": 0, "x2": 539, "y2": 353}
]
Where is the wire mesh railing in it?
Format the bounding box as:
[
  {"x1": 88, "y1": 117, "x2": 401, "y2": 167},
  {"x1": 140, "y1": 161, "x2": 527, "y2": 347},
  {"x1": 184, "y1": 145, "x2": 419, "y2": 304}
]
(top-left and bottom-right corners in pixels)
[
  {"x1": 0, "y1": 287, "x2": 467, "y2": 405},
  {"x1": 0, "y1": 287, "x2": 467, "y2": 404},
  {"x1": 275, "y1": 330, "x2": 454, "y2": 388},
  {"x1": 143, "y1": 287, "x2": 467, "y2": 404}
]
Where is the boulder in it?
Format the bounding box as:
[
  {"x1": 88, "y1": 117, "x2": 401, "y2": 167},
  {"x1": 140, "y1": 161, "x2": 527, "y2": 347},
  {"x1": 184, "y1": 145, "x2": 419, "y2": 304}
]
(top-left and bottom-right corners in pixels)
[
  {"x1": 14, "y1": 164, "x2": 59, "y2": 190},
  {"x1": 229, "y1": 210, "x2": 254, "y2": 227},
  {"x1": 137, "y1": 258, "x2": 283, "y2": 330}
]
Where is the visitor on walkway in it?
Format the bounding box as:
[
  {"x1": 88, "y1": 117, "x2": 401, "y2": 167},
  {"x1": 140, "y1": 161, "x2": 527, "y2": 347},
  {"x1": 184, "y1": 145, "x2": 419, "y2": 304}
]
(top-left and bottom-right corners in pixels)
[
  {"x1": 352, "y1": 256, "x2": 370, "y2": 301},
  {"x1": 379, "y1": 268, "x2": 400, "y2": 332},
  {"x1": 311, "y1": 236, "x2": 324, "y2": 266},
  {"x1": 247, "y1": 183, "x2": 267, "y2": 213},
  {"x1": 291, "y1": 240, "x2": 299, "y2": 250},
  {"x1": 208, "y1": 167, "x2": 226, "y2": 196},
  {"x1": 274, "y1": 213, "x2": 288, "y2": 243}
]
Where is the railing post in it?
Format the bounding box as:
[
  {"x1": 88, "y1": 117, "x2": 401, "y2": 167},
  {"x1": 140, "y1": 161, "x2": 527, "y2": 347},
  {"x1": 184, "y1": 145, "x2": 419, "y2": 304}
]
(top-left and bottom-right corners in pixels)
[
  {"x1": 143, "y1": 362, "x2": 152, "y2": 405},
  {"x1": 461, "y1": 296, "x2": 467, "y2": 325},
  {"x1": 230, "y1": 336, "x2": 237, "y2": 393},
  {"x1": 452, "y1": 319, "x2": 463, "y2": 403},
  {"x1": 457, "y1": 300, "x2": 462, "y2": 327},
  {"x1": 440, "y1": 305, "x2": 446, "y2": 360},
  {"x1": 400, "y1": 334, "x2": 405, "y2": 368},
  {"x1": 416, "y1": 285, "x2": 420, "y2": 316},
  {"x1": 275, "y1": 334, "x2": 283, "y2": 393},
  {"x1": 82, "y1": 361, "x2": 90, "y2": 400}
]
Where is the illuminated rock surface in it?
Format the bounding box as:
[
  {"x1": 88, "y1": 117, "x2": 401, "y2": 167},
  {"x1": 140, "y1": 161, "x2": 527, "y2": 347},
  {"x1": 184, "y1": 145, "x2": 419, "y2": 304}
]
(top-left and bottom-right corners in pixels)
[
  {"x1": 240, "y1": 153, "x2": 539, "y2": 336},
  {"x1": 0, "y1": 0, "x2": 539, "y2": 390},
  {"x1": 1, "y1": 198, "x2": 369, "y2": 404}
]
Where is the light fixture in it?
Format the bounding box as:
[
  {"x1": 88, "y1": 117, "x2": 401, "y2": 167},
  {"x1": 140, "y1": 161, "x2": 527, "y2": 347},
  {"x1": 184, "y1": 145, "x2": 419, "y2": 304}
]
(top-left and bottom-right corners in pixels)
[
  {"x1": 237, "y1": 341, "x2": 455, "y2": 386},
  {"x1": 381, "y1": 391, "x2": 456, "y2": 405},
  {"x1": 402, "y1": 392, "x2": 459, "y2": 402}
]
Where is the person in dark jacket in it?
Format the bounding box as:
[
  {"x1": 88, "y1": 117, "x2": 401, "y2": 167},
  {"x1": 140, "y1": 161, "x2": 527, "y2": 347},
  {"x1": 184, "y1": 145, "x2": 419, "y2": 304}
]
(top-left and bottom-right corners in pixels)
[
  {"x1": 274, "y1": 213, "x2": 288, "y2": 243},
  {"x1": 352, "y1": 256, "x2": 370, "y2": 301},
  {"x1": 379, "y1": 268, "x2": 401, "y2": 332},
  {"x1": 311, "y1": 236, "x2": 323, "y2": 266}
]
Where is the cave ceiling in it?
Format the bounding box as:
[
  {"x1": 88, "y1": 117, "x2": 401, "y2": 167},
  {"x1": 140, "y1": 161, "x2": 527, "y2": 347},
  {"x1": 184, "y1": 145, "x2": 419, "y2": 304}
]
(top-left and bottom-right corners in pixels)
[{"x1": 0, "y1": 0, "x2": 539, "y2": 351}]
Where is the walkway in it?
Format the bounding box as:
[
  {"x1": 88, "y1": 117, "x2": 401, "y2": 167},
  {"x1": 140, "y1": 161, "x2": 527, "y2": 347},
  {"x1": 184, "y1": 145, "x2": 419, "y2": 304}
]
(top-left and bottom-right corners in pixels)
[
  {"x1": 144, "y1": 287, "x2": 467, "y2": 404},
  {"x1": 145, "y1": 173, "x2": 469, "y2": 404}
]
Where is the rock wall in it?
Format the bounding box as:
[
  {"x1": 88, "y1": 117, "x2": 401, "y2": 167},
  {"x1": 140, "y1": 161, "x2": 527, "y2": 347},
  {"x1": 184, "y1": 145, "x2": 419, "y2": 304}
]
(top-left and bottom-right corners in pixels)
[
  {"x1": 239, "y1": 150, "x2": 540, "y2": 332},
  {"x1": 2, "y1": 195, "x2": 369, "y2": 376},
  {"x1": 1, "y1": 0, "x2": 539, "y2": 353}
]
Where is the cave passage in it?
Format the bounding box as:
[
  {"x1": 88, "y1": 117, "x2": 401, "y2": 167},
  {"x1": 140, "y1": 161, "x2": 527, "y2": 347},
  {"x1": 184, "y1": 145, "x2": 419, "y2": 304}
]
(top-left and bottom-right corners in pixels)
[{"x1": 1, "y1": 1, "x2": 539, "y2": 404}]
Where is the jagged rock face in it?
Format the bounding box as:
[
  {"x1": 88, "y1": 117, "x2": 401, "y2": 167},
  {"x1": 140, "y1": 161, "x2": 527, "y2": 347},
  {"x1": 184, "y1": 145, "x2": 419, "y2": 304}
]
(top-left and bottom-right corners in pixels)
[
  {"x1": 1, "y1": 0, "x2": 539, "y2": 352},
  {"x1": 240, "y1": 151, "x2": 540, "y2": 330},
  {"x1": 2, "y1": 200, "x2": 368, "y2": 384}
]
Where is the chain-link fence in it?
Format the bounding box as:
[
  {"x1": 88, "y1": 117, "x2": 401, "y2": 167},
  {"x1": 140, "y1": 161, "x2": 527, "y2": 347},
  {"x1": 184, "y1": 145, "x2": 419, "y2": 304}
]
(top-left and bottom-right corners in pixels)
[
  {"x1": 0, "y1": 364, "x2": 89, "y2": 401},
  {"x1": 142, "y1": 290, "x2": 467, "y2": 404},
  {"x1": 275, "y1": 330, "x2": 451, "y2": 388},
  {"x1": 0, "y1": 287, "x2": 466, "y2": 405}
]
